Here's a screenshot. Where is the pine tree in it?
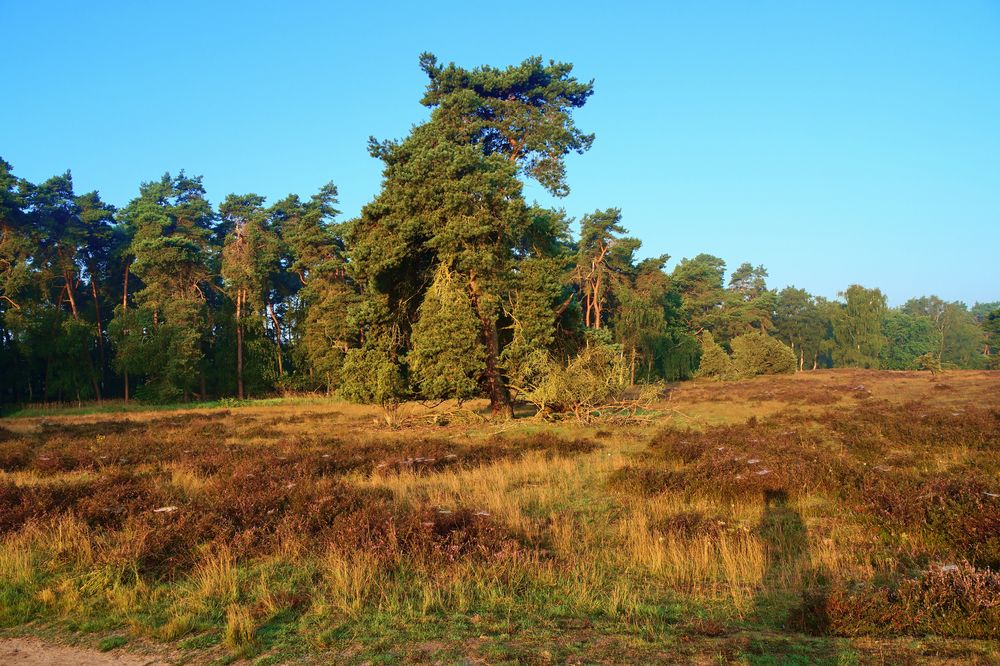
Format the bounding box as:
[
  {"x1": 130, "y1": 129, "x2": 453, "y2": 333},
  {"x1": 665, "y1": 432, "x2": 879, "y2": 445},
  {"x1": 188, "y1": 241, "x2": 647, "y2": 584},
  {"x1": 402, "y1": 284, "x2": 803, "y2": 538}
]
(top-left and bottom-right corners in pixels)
[{"x1": 114, "y1": 173, "x2": 215, "y2": 400}]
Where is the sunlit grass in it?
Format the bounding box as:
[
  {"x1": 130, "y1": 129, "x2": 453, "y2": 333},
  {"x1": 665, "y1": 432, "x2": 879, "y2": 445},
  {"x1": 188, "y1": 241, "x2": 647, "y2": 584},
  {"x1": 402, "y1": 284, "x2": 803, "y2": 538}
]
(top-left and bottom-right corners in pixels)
[{"x1": 0, "y1": 370, "x2": 997, "y2": 662}]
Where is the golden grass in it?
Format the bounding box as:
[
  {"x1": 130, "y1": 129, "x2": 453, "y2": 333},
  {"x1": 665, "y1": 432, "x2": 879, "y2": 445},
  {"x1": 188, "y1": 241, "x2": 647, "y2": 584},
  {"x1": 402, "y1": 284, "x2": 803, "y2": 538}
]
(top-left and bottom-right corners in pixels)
[
  {"x1": 1, "y1": 369, "x2": 997, "y2": 661},
  {"x1": 0, "y1": 539, "x2": 34, "y2": 586},
  {"x1": 321, "y1": 548, "x2": 383, "y2": 616},
  {"x1": 224, "y1": 603, "x2": 256, "y2": 649},
  {"x1": 192, "y1": 546, "x2": 238, "y2": 607},
  {"x1": 166, "y1": 465, "x2": 214, "y2": 499}
]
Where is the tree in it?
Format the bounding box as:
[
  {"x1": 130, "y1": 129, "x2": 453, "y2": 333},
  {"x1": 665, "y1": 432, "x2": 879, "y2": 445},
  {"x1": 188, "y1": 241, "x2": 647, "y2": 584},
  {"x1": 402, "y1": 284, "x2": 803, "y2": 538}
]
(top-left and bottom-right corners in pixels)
[
  {"x1": 696, "y1": 331, "x2": 732, "y2": 380},
  {"x1": 671, "y1": 254, "x2": 727, "y2": 336},
  {"x1": 983, "y1": 307, "x2": 1000, "y2": 367},
  {"x1": 774, "y1": 287, "x2": 829, "y2": 371},
  {"x1": 409, "y1": 265, "x2": 484, "y2": 401},
  {"x1": 418, "y1": 53, "x2": 594, "y2": 197},
  {"x1": 0, "y1": 158, "x2": 30, "y2": 313},
  {"x1": 729, "y1": 331, "x2": 797, "y2": 378},
  {"x1": 278, "y1": 184, "x2": 356, "y2": 392},
  {"x1": 575, "y1": 208, "x2": 638, "y2": 329},
  {"x1": 501, "y1": 206, "x2": 579, "y2": 386},
  {"x1": 832, "y1": 285, "x2": 887, "y2": 368},
  {"x1": 114, "y1": 173, "x2": 215, "y2": 400},
  {"x1": 352, "y1": 122, "x2": 531, "y2": 417},
  {"x1": 880, "y1": 309, "x2": 938, "y2": 369},
  {"x1": 721, "y1": 263, "x2": 775, "y2": 337},
  {"x1": 612, "y1": 256, "x2": 671, "y2": 383},
  {"x1": 220, "y1": 193, "x2": 280, "y2": 398},
  {"x1": 903, "y1": 296, "x2": 987, "y2": 369}
]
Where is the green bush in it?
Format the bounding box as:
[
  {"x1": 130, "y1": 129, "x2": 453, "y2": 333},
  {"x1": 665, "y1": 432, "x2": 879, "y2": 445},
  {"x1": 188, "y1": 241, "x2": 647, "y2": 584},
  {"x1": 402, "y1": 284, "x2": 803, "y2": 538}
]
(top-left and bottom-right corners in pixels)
[
  {"x1": 730, "y1": 331, "x2": 797, "y2": 378},
  {"x1": 512, "y1": 340, "x2": 656, "y2": 421},
  {"x1": 916, "y1": 352, "x2": 943, "y2": 375},
  {"x1": 695, "y1": 331, "x2": 732, "y2": 380},
  {"x1": 696, "y1": 330, "x2": 796, "y2": 380},
  {"x1": 338, "y1": 347, "x2": 409, "y2": 424}
]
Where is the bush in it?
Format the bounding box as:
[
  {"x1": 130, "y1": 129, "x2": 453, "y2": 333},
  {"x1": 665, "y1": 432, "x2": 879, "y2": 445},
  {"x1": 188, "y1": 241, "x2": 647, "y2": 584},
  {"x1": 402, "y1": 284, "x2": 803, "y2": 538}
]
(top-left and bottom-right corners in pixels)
[
  {"x1": 695, "y1": 331, "x2": 732, "y2": 380},
  {"x1": 512, "y1": 341, "x2": 657, "y2": 421},
  {"x1": 338, "y1": 347, "x2": 409, "y2": 425},
  {"x1": 729, "y1": 331, "x2": 797, "y2": 378},
  {"x1": 696, "y1": 331, "x2": 795, "y2": 380},
  {"x1": 409, "y1": 267, "x2": 485, "y2": 401},
  {"x1": 916, "y1": 352, "x2": 942, "y2": 375}
]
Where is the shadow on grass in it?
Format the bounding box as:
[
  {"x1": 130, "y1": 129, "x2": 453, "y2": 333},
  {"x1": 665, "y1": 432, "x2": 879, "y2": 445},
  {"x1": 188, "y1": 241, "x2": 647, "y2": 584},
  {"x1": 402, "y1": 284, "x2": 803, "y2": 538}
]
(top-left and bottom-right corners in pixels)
[{"x1": 745, "y1": 489, "x2": 848, "y2": 665}]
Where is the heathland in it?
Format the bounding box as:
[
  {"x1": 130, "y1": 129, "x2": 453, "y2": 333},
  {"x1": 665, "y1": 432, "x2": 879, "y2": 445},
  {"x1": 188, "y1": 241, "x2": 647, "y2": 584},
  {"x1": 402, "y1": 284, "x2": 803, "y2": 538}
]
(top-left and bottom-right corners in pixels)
[{"x1": 1, "y1": 369, "x2": 998, "y2": 664}]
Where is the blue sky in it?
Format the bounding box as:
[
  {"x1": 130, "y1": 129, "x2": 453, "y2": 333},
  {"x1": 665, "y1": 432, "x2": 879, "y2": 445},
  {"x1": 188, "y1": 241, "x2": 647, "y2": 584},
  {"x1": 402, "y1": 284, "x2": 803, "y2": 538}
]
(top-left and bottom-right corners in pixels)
[{"x1": 4, "y1": 1, "x2": 999, "y2": 305}]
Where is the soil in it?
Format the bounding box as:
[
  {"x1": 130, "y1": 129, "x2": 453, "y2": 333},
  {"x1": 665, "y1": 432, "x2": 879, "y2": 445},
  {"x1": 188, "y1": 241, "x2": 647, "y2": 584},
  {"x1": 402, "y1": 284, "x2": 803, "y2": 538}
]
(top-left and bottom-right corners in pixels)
[{"x1": 0, "y1": 638, "x2": 170, "y2": 666}]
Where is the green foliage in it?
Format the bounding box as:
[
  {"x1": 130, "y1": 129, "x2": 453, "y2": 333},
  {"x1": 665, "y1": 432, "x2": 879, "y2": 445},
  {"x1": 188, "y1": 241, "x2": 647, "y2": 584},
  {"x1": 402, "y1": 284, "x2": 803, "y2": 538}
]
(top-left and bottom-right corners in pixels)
[
  {"x1": 697, "y1": 330, "x2": 795, "y2": 380},
  {"x1": 339, "y1": 346, "x2": 409, "y2": 424},
  {"x1": 773, "y1": 286, "x2": 829, "y2": 370},
  {"x1": 410, "y1": 267, "x2": 484, "y2": 401},
  {"x1": 278, "y1": 183, "x2": 356, "y2": 392},
  {"x1": 418, "y1": 53, "x2": 594, "y2": 197},
  {"x1": 729, "y1": 331, "x2": 797, "y2": 378},
  {"x1": 915, "y1": 352, "x2": 942, "y2": 375},
  {"x1": 0, "y1": 57, "x2": 996, "y2": 409},
  {"x1": 695, "y1": 331, "x2": 732, "y2": 380},
  {"x1": 880, "y1": 310, "x2": 938, "y2": 370},
  {"x1": 983, "y1": 307, "x2": 1000, "y2": 367},
  {"x1": 833, "y1": 285, "x2": 887, "y2": 368},
  {"x1": 113, "y1": 173, "x2": 214, "y2": 399},
  {"x1": 512, "y1": 338, "x2": 645, "y2": 420},
  {"x1": 671, "y1": 254, "x2": 727, "y2": 335}
]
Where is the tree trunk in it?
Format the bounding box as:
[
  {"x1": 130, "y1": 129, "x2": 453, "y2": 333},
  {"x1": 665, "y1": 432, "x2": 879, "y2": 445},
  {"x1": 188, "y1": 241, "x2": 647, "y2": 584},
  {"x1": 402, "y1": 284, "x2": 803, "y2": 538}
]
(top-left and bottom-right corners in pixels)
[
  {"x1": 267, "y1": 300, "x2": 284, "y2": 377},
  {"x1": 236, "y1": 288, "x2": 244, "y2": 399},
  {"x1": 593, "y1": 269, "x2": 602, "y2": 329},
  {"x1": 468, "y1": 274, "x2": 513, "y2": 419},
  {"x1": 122, "y1": 263, "x2": 130, "y2": 310},
  {"x1": 122, "y1": 263, "x2": 130, "y2": 403},
  {"x1": 630, "y1": 346, "x2": 637, "y2": 385},
  {"x1": 64, "y1": 272, "x2": 79, "y2": 319},
  {"x1": 92, "y1": 279, "x2": 106, "y2": 389}
]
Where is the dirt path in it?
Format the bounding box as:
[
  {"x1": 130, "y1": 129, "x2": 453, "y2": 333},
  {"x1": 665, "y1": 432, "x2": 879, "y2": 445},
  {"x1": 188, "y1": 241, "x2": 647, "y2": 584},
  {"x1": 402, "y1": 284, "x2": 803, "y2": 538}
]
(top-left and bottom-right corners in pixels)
[{"x1": 0, "y1": 638, "x2": 170, "y2": 666}]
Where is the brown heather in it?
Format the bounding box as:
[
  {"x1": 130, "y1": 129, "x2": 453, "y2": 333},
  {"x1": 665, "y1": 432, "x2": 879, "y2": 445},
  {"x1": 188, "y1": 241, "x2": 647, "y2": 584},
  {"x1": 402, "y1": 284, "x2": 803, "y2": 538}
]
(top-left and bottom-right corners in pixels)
[{"x1": 0, "y1": 369, "x2": 998, "y2": 663}]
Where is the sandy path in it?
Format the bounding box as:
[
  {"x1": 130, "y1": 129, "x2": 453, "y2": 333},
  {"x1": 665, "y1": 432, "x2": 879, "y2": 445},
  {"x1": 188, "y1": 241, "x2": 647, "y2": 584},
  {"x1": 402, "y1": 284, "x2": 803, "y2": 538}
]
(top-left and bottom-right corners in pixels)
[{"x1": 0, "y1": 638, "x2": 171, "y2": 666}]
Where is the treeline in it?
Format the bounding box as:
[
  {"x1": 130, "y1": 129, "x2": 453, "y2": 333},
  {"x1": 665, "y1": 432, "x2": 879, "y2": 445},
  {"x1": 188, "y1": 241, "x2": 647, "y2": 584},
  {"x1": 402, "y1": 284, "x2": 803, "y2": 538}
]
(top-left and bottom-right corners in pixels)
[{"x1": 1, "y1": 55, "x2": 997, "y2": 414}]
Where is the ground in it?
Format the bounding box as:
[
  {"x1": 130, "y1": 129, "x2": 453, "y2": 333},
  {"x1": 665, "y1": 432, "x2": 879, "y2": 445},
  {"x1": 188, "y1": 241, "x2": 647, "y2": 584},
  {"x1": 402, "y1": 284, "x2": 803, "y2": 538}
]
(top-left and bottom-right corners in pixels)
[{"x1": 0, "y1": 369, "x2": 998, "y2": 664}]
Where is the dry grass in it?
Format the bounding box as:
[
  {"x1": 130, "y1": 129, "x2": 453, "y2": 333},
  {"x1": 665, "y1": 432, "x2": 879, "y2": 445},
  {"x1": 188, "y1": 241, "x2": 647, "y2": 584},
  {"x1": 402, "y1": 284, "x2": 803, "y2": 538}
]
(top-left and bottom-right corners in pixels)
[{"x1": 0, "y1": 370, "x2": 998, "y2": 662}]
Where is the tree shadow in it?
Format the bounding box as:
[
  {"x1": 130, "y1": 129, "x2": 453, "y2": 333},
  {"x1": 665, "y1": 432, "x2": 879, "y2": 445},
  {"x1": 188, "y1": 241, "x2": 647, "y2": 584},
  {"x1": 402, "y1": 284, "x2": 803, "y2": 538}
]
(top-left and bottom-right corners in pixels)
[{"x1": 753, "y1": 489, "x2": 830, "y2": 637}]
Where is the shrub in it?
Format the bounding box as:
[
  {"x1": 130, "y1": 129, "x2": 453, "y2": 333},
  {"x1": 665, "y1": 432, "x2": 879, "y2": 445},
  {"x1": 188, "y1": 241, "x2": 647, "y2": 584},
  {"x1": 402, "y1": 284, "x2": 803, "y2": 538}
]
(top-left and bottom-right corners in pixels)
[
  {"x1": 338, "y1": 347, "x2": 409, "y2": 425},
  {"x1": 695, "y1": 331, "x2": 732, "y2": 380},
  {"x1": 729, "y1": 332, "x2": 797, "y2": 378},
  {"x1": 408, "y1": 266, "x2": 485, "y2": 402},
  {"x1": 916, "y1": 352, "x2": 942, "y2": 375},
  {"x1": 511, "y1": 342, "x2": 656, "y2": 421}
]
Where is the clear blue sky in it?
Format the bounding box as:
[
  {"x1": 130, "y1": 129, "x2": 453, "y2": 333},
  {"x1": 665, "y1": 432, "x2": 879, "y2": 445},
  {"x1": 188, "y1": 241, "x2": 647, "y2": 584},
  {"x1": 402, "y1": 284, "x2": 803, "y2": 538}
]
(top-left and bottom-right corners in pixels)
[{"x1": 4, "y1": 1, "x2": 999, "y2": 305}]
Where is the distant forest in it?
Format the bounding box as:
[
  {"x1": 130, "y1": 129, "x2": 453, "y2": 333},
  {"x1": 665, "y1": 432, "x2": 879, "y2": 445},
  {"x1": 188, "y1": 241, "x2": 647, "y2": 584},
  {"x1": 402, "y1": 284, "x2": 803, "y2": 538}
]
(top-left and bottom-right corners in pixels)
[{"x1": 1, "y1": 55, "x2": 997, "y2": 414}]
